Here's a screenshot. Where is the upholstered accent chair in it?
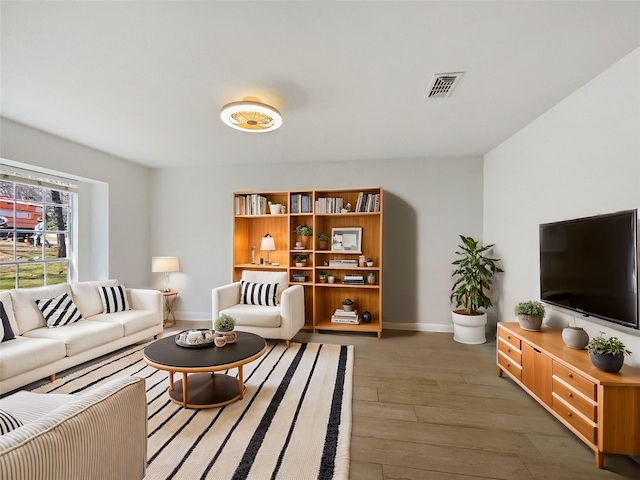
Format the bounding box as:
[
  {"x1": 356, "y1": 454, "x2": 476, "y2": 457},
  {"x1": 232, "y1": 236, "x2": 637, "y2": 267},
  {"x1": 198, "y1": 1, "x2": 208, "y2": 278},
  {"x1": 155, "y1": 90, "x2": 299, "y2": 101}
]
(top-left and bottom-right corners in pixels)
[{"x1": 212, "y1": 271, "x2": 305, "y2": 347}]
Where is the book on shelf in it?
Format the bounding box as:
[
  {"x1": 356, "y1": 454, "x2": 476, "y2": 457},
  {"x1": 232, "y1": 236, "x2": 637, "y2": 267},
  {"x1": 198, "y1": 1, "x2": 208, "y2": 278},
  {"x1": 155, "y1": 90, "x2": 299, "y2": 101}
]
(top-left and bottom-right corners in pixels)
[
  {"x1": 354, "y1": 192, "x2": 380, "y2": 213},
  {"x1": 328, "y1": 259, "x2": 358, "y2": 267},
  {"x1": 331, "y1": 309, "x2": 360, "y2": 324},
  {"x1": 290, "y1": 194, "x2": 312, "y2": 214},
  {"x1": 234, "y1": 194, "x2": 267, "y2": 215},
  {"x1": 333, "y1": 308, "x2": 358, "y2": 316}
]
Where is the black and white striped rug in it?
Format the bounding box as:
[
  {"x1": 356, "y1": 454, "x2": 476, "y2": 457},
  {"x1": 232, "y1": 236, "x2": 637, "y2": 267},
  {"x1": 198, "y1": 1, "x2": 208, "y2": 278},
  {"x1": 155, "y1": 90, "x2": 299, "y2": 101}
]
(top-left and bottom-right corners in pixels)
[{"x1": 34, "y1": 341, "x2": 353, "y2": 480}]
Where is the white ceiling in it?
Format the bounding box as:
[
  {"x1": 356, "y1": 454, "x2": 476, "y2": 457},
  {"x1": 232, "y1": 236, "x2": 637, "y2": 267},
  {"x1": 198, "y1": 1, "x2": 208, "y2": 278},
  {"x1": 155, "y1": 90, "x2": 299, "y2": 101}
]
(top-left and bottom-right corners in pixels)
[{"x1": 2, "y1": 1, "x2": 640, "y2": 169}]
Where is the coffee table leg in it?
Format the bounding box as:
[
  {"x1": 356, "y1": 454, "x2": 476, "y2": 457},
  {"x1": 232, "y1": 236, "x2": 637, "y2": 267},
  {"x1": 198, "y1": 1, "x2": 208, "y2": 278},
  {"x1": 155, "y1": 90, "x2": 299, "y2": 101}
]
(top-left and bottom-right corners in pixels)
[
  {"x1": 168, "y1": 371, "x2": 174, "y2": 391},
  {"x1": 182, "y1": 372, "x2": 188, "y2": 408},
  {"x1": 238, "y1": 365, "x2": 244, "y2": 399}
]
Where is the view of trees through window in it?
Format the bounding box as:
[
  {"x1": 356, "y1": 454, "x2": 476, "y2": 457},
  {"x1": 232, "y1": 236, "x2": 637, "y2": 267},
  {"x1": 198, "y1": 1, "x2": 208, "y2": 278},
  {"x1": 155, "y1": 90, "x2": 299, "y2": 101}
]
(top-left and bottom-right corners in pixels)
[{"x1": 0, "y1": 179, "x2": 72, "y2": 290}]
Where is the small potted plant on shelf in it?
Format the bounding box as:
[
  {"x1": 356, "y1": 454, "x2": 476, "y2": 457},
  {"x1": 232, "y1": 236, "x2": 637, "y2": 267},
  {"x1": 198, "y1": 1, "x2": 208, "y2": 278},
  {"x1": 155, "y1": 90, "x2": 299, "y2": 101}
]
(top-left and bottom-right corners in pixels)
[
  {"x1": 294, "y1": 254, "x2": 308, "y2": 267},
  {"x1": 586, "y1": 335, "x2": 631, "y2": 372},
  {"x1": 514, "y1": 301, "x2": 546, "y2": 331},
  {"x1": 342, "y1": 298, "x2": 355, "y2": 312},
  {"x1": 317, "y1": 233, "x2": 330, "y2": 250},
  {"x1": 214, "y1": 313, "x2": 237, "y2": 345},
  {"x1": 293, "y1": 224, "x2": 313, "y2": 249},
  {"x1": 318, "y1": 271, "x2": 328, "y2": 283}
]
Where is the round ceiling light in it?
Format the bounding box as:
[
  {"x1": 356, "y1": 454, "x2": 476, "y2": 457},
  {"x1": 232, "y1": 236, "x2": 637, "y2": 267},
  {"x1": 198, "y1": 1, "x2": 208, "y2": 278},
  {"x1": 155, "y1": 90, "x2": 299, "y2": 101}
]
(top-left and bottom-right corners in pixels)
[{"x1": 220, "y1": 99, "x2": 282, "y2": 133}]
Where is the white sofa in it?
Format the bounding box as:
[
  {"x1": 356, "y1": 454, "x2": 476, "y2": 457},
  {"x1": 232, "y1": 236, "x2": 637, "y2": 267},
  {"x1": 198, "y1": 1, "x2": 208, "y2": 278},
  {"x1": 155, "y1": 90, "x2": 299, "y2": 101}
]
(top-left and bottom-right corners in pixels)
[
  {"x1": 0, "y1": 280, "x2": 162, "y2": 394},
  {"x1": 0, "y1": 376, "x2": 147, "y2": 480},
  {"x1": 212, "y1": 271, "x2": 305, "y2": 347}
]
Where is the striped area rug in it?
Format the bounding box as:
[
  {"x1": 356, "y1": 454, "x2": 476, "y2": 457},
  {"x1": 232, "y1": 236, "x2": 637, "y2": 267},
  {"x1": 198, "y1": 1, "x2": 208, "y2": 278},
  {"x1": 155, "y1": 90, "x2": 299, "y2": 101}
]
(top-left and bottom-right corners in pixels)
[{"x1": 34, "y1": 341, "x2": 353, "y2": 480}]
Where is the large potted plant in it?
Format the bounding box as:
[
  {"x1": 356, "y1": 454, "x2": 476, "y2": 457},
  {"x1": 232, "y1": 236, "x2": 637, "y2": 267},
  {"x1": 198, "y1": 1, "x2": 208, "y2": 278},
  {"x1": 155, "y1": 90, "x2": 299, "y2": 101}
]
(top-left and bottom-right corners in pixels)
[
  {"x1": 586, "y1": 336, "x2": 631, "y2": 372},
  {"x1": 450, "y1": 235, "x2": 503, "y2": 344}
]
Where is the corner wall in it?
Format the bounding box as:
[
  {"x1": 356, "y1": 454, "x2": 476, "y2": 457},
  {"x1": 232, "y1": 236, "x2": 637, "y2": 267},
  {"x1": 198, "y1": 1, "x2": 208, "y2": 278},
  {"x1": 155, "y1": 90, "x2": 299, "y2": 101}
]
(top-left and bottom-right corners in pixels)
[
  {"x1": 0, "y1": 118, "x2": 152, "y2": 287},
  {"x1": 484, "y1": 48, "x2": 640, "y2": 366}
]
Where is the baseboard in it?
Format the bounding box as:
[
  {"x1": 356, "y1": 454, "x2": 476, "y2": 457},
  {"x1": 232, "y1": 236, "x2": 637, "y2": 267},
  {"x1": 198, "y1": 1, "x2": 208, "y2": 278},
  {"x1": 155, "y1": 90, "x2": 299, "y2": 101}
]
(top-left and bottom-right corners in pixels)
[{"x1": 383, "y1": 322, "x2": 454, "y2": 333}]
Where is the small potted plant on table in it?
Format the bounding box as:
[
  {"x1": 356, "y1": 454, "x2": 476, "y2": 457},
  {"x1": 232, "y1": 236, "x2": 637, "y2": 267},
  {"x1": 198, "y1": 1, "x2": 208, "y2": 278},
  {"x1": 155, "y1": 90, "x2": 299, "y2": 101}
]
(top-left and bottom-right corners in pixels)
[
  {"x1": 586, "y1": 335, "x2": 631, "y2": 372},
  {"x1": 214, "y1": 313, "x2": 237, "y2": 346},
  {"x1": 514, "y1": 301, "x2": 546, "y2": 331}
]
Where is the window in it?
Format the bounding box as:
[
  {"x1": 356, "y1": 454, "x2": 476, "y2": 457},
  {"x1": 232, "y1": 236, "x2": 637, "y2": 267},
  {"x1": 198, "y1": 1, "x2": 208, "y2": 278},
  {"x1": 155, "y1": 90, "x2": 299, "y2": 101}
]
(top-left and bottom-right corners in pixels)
[{"x1": 0, "y1": 176, "x2": 75, "y2": 290}]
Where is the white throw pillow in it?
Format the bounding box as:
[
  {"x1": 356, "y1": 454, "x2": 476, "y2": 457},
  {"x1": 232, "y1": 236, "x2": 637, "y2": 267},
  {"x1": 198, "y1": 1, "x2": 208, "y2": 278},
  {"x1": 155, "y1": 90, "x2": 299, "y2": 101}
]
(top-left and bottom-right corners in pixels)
[
  {"x1": 35, "y1": 293, "x2": 84, "y2": 328},
  {"x1": 98, "y1": 285, "x2": 130, "y2": 313}
]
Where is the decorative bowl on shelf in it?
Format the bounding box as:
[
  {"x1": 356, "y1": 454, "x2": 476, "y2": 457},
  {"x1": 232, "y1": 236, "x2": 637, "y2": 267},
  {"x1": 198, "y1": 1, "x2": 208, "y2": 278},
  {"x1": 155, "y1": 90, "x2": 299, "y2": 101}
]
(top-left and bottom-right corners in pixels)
[{"x1": 175, "y1": 329, "x2": 216, "y2": 348}]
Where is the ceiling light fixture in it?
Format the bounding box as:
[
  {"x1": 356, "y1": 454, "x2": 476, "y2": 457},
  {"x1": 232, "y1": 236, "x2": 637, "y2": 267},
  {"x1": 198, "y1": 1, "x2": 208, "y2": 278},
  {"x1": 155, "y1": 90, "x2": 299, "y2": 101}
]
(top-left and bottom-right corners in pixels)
[{"x1": 220, "y1": 97, "x2": 282, "y2": 133}]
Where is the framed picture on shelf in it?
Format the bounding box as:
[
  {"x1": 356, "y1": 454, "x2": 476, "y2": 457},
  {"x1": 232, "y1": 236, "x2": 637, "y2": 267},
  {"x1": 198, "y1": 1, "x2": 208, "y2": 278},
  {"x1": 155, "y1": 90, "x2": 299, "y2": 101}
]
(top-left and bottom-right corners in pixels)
[{"x1": 331, "y1": 227, "x2": 362, "y2": 252}]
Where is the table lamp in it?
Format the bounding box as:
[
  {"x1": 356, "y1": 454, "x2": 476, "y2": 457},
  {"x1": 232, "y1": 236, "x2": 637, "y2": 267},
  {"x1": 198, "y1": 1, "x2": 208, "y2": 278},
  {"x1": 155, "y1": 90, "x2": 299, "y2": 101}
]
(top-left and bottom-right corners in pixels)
[
  {"x1": 260, "y1": 234, "x2": 276, "y2": 264},
  {"x1": 152, "y1": 256, "x2": 180, "y2": 292}
]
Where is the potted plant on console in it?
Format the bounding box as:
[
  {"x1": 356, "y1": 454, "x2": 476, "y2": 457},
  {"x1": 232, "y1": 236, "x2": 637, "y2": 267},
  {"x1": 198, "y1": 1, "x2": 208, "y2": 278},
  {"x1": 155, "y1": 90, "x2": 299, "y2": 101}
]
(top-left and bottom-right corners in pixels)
[
  {"x1": 450, "y1": 235, "x2": 503, "y2": 344},
  {"x1": 514, "y1": 300, "x2": 545, "y2": 331},
  {"x1": 586, "y1": 335, "x2": 631, "y2": 373}
]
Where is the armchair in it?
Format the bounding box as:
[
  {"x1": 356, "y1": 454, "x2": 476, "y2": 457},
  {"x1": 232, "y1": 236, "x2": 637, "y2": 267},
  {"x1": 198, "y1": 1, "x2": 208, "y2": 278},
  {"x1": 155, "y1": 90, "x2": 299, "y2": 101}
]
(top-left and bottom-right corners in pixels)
[{"x1": 212, "y1": 271, "x2": 305, "y2": 347}]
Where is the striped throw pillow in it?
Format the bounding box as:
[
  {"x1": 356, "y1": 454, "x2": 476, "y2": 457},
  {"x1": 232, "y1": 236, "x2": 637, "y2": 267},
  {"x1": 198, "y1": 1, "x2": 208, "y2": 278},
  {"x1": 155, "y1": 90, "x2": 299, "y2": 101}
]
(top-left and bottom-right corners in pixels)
[
  {"x1": 240, "y1": 281, "x2": 278, "y2": 306},
  {"x1": 0, "y1": 409, "x2": 23, "y2": 435},
  {"x1": 99, "y1": 285, "x2": 130, "y2": 313},
  {"x1": 35, "y1": 293, "x2": 84, "y2": 328}
]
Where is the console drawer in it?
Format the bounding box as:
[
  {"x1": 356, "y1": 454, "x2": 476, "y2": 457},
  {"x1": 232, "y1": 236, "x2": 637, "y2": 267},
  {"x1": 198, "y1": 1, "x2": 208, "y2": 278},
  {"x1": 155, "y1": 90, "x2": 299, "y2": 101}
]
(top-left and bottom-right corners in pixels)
[
  {"x1": 553, "y1": 361, "x2": 596, "y2": 401},
  {"x1": 552, "y1": 377, "x2": 597, "y2": 422},
  {"x1": 498, "y1": 327, "x2": 521, "y2": 349},
  {"x1": 498, "y1": 351, "x2": 522, "y2": 381},
  {"x1": 498, "y1": 337, "x2": 522, "y2": 364},
  {"x1": 552, "y1": 396, "x2": 597, "y2": 444}
]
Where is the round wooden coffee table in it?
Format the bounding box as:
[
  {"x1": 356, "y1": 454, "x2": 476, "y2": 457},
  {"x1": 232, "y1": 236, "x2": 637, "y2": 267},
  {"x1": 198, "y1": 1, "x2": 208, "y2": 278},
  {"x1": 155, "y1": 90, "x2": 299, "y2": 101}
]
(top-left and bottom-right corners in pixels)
[{"x1": 143, "y1": 331, "x2": 267, "y2": 409}]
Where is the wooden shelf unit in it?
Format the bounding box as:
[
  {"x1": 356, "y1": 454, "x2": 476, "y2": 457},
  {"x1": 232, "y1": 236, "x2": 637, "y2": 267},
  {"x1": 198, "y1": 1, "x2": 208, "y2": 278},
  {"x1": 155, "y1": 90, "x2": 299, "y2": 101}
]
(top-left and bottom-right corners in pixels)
[
  {"x1": 497, "y1": 322, "x2": 640, "y2": 468},
  {"x1": 232, "y1": 188, "x2": 383, "y2": 337}
]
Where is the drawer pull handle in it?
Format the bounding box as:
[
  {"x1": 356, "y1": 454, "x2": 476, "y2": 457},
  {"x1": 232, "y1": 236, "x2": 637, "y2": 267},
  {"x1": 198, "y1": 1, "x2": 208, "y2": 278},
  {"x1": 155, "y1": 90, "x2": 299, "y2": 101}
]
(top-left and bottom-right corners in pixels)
[
  {"x1": 567, "y1": 412, "x2": 572, "y2": 417},
  {"x1": 568, "y1": 374, "x2": 573, "y2": 378},
  {"x1": 568, "y1": 393, "x2": 573, "y2": 397},
  {"x1": 508, "y1": 348, "x2": 511, "y2": 352}
]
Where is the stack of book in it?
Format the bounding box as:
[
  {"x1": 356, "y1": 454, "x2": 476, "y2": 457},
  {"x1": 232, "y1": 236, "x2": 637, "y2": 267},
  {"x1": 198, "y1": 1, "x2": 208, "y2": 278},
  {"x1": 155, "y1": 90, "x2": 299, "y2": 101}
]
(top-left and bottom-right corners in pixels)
[
  {"x1": 328, "y1": 259, "x2": 358, "y2": 267},
  {"x1": 331, "y1": 309, "x2": 360, "y2": 324},
  {"x1": 354, "y1": 192, "x2": 381, "y2": 212},
  {"x1": 290, "y1": 194, "x2": 313, "y2": 213},
  {"x1": 291, "y1": 273, "x2": 308, "y2": 283},
  {"x1": 342, "y1": 274, "x2": 364, "y2": 285}
]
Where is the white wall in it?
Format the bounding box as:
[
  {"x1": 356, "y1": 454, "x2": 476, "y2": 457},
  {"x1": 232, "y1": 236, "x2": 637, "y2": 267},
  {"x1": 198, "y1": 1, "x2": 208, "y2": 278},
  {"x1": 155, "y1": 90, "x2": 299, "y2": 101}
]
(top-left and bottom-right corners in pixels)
[
  {"x1": 0, "y1": 118, "x2": 152, "y2": 287},
  {"x1": 150, "y1": 156, "x2": 484, "y2": 328},
  {"x1": 484, "y1": 48, "x2": 640, "y2": 366}
]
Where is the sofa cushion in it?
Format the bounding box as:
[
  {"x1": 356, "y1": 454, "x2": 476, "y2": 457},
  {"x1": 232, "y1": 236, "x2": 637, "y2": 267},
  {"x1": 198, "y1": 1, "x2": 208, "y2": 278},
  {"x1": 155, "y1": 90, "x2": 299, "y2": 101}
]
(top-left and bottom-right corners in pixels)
[
  {"x1": 0, "y1": 302, "x2": 16, "y2": 342},
  {"x1": 22, "y1": 321, "x2": 122, "y2": 357},
  {"x1": 98, "y1": 285, "x2": 130, "y2": 313},
  {"x1": 0, "y1": 409, "x2": 22, "y2": 435},
  {"x1": 9, "y1": 284, "x2": 72, "y2": 335},
  {"x1": 221, "y1": 304, "x2": 281, "y2": 328},
  {"x1": 70, "y1": 280, "x2": 119, "y2": 318},
  {"x1": 90, "y1": 309, "x2": 159, "y2": 336},
  {"x1": 0, "y1": 292, "x2": 18, "y2": 337},
  {"x1": 35, "y1": 293, "x2": 83, "y2": 328},
  {"x1": 240, "y1": 281, "x2": 278, "y2": 306},
  {"x1": 0, "y1": 391, "x2": 75, "y2": 424},
  {"x1": 0, "y1": 336, "x2": 66, "y2": 381},
  {"x1": 241, "y1": 271, "x2": 288, "y2": 304}
]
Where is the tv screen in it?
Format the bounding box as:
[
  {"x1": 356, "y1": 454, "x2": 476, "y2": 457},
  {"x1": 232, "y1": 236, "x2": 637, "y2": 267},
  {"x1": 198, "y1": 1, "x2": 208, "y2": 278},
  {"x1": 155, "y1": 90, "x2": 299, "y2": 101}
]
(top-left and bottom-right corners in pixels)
[{"x1": 539, "y1": 209, "x2": 638, "y2": 330}]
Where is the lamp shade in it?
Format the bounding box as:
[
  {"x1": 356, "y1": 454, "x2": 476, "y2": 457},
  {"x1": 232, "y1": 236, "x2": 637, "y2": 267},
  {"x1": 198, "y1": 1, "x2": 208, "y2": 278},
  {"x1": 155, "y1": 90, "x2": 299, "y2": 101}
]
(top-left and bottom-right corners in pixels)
[
  {"x1": 260, "y1": 235, "x2": 276, "y2": 251},
  {"x1": 152, "y1": 256, "x2": 180, "y2": 273}
]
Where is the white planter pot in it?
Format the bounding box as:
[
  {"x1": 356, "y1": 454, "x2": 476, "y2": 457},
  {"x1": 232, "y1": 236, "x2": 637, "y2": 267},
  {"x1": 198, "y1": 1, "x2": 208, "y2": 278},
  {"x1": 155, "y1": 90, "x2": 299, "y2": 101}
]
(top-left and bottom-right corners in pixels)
[{"x1": 451, "y1": 311, "x2": 487, "y2": 344}]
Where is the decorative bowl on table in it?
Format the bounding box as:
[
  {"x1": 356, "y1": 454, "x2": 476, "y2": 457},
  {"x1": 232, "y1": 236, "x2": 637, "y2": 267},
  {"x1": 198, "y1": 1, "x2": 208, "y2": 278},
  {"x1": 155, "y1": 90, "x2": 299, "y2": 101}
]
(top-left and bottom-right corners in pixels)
[{"x1": 175, "y1": 329, "x2": 216, "y2": 348}]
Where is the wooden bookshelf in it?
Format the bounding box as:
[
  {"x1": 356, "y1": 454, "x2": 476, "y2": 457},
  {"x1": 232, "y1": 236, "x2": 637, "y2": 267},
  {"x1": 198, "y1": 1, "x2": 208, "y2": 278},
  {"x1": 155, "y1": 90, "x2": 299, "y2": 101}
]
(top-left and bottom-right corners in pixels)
[{"x1": 232, "y1": 188, "x2": 383, "y2": 337}]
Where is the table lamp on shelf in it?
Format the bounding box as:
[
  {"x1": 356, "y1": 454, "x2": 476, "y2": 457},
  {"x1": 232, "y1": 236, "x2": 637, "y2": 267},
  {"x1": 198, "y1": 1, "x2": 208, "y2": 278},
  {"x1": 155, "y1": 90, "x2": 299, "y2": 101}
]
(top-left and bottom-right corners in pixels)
[
  {"x1": 260, "y1": 234, "x2": 276, "y2": 264},
  {"x1": 152, "y1": 256, "x2": 180, "y2": 292}
]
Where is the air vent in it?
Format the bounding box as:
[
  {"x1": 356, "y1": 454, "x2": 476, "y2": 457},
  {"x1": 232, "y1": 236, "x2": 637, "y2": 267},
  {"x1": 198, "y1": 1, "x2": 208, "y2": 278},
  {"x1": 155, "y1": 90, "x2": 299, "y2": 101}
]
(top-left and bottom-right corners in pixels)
[{"x1": 425, "y1": 72, "x2": 464, "y2": 99}]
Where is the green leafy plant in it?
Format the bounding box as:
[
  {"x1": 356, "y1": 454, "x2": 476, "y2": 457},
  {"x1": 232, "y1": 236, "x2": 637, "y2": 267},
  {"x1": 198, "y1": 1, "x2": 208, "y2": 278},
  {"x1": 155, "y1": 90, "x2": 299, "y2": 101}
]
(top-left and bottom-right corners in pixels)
[
  {"x1": 514, "y1": 301, "x2": 545, "y2": 318},
  {"x1": 450, "y1": 235, "x2": 504, "y2": 315},
  {"x1": 293, "y1": 224, "x2": 313, "y2": 236},
  {"x1": 586, "y1": 336, "x2": 631, "y2": 356},
  {"x1": 318, "y1": 271, "x2": 328, "y2": 278},
  {"x1": 293, "y1": 254, "x2": 308, "y2": 263},
  {"x1": 214, "y1": 314, "x2": 236, "y2": 332},
  {"x1": 342, "y1": 298, "x2": 354, "y2": 306},
  {"x1": 317, "y1": 233, "x2": 330, "y2": 240}
]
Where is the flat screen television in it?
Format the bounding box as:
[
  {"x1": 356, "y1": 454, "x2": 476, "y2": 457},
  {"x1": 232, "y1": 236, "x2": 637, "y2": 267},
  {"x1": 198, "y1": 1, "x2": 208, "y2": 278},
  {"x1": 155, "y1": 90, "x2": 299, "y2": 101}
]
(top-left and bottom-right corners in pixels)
[{"x1": 539, "y1": 209, "x2": 638, "y2": 330}]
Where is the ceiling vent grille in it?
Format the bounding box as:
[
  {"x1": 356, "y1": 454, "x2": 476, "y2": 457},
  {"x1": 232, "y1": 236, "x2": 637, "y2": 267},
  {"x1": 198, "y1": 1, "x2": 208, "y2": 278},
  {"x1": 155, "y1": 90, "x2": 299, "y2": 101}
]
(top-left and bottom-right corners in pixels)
[{"x1": 425, "y1": 72, "x2": 464, "y2": 99}]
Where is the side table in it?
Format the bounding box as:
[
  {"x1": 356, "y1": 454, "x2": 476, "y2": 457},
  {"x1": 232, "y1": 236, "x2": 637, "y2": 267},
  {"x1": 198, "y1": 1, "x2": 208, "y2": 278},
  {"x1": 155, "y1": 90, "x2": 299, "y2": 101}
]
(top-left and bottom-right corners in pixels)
[{"x1": 162, "y1": 290, "x2": 178, "y2": 327}]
